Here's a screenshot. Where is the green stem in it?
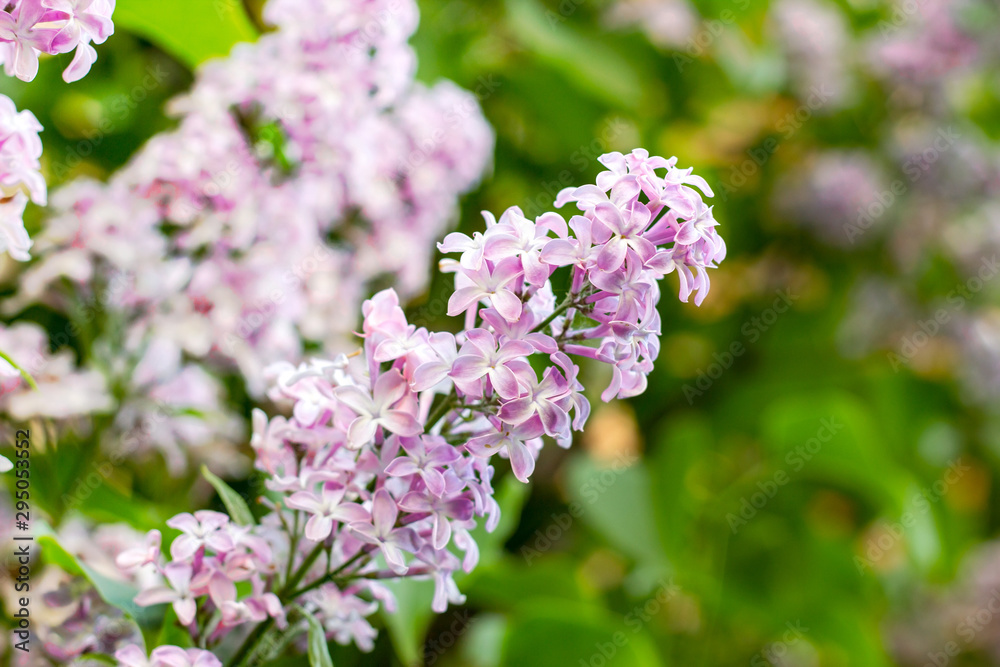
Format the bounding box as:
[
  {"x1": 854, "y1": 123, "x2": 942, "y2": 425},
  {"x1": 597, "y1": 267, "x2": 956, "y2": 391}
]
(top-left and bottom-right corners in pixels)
[
  {"x1": 534, "y1": 292, "x2": 579, "y2": 333},
  {"x1": 228, "y1": 615, "x2": 274, "y2": 667},
  {"x1": 285, "y1": 549, "x2": 370, "y2": 599},
  {"x1": 353, "y1": 566, "x2": 430, "y2": 580},
  {"x1": 425, "y1": 392, "x2": 457, "y2": 429},
  {"x1": 0, "y1": 350, "x2": 38, "y2": 391},
  {"x1": 241, "y1": 0, "x2": 269, "y2": 33},
  {"x1": 283, "y1": 511, "x2": 300, "y2": 587},
  {"x1": 227, "y1": 542, "x2": 325, "y2": 667},
  {"x1": 281, "y1": 542, "x2": 325, "y2": 598}
]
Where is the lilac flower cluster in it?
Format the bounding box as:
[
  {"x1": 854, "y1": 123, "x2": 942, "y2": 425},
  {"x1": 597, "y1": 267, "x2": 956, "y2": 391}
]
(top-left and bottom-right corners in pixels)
[
  {"x1": 889, "y1": 540, "x2": 1000, "y2": 665},
  {"x1": 116, "y1": 646, "x2": 221, "y2": 667},
  {"x1": 114, "y1": 150, "x2": 724, "y2": 660},
  {"x1": 867, "y1": 0, "x2": 981, "y2": 88},
  {"x1": 0, "y1": 95, "x2": 45, "y2": 261},
  {"x1": 0, "y1": 0, "x2": 114, "y2": 82},
  {"x1": 0, "y1": 1, "x2": 112, "y2": 397},
  {"x1": 4, "y1": 0, "x2": 492, "y2": 469},
  {"x1": 774, "y1": 150, "x2": 888, "y2": 247},
  {"x1": 753, "y1": 0, "x2": 1000, "y2": 407},
  {"x1": 769, "y1": 0, "x2": 852, "y2": 108}
]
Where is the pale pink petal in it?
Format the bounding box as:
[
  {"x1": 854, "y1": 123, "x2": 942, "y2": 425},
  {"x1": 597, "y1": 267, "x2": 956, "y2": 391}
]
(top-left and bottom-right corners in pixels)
[{"x1": 489, "y1": 289, "x2": 522, "y2": 322}]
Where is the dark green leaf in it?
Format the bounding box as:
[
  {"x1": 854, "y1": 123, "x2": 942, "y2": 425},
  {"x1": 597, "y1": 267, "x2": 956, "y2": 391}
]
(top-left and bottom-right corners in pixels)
[
  {"x1": 114, "y1": 0, "x2": 257, "y2": 69},
  {"x1": 202, "y1": 465, "x2": 256, "y2": 526},
  {"x1": 303, "y1": 608, "x2": 335, "y2": 667}
]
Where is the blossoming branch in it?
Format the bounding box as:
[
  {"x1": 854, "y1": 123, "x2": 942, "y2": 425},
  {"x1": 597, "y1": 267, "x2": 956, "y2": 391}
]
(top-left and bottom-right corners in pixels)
[{"x1": 114, "y1": 149, "x2": 726, "y2": 665}]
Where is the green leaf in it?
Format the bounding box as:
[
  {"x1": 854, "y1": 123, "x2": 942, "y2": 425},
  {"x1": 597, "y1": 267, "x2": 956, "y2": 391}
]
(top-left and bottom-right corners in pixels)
[
  {"x1": 38, "y1": 528, "x2": 162, "y2": 629},
  {"x1": 381, "y1": 577, "x2": 436, "y2": 667},
  {"x1": 758, "y1": 391, "x2": 909, "y2": 511},
  {"x1": 565, "y1": 456, "x2": 667, "y2": 570},
  {"x1": 303, "y1": 608, "x2": 335, "y2": 667},
  {"x1": 37, "y1": 533, "x2": 84, "y2": 576},
  {"x1": 505, "y1": 0, "x2": 643, "y2": 110},
  {"x1": 648, "y1": 415, "x2": 712, "y2": 563},
  {"x1": 467, "y1": 557, "x2": 595, "y2": 609},
  {"x1": 500, "y1": 599, "x2": 661, "y2": 667},
  {"x1": 156, "y1": 604, "x2": 195, "y2": 649},
  {"x1": 81, "y1": 560, "x2": 160, "y2": 625},
  {"x1": 113, "y1": 0, "x2": 258, "y2": 69},
  {"x1": 202, "y1": 465, "x2": 256, "y2": 526}
]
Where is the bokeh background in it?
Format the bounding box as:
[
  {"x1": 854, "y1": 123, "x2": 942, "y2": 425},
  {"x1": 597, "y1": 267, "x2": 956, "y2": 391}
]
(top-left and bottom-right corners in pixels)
[{"x1": 4, "y1": 0, "x2": 1000, "y2": 665}]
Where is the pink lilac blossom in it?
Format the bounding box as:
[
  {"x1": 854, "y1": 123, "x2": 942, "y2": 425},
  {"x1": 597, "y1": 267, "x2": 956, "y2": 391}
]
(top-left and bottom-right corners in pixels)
[
  {"x1": 953, "y1": 310, "x2": 1000, "y2": 407},
  {"x1": 0, "y1": 94, "x2": 45, "y2": 261},
  {"x1": 769, "y1": 0, "x2": 853, "y2": 108},
  {"x1": 837, "y1": 3, "x2": 1000, "y2": 403},
  {"x1": 116, "y1": 646, "x2": 222, "y2": 667},
  {"x1": 0, "y1": 0, "x2": 115, "y2": 82},
  {"x1": 113, "y1": 149, "x2": 724, "y2": 660},
  {"x1": 889, "y1": 542, "x2": 1000, "y2": 666},
  {"x1": 5, "y1": 0, "x2": 492, "y2": 468},
  {"x1": 773, "y1": 150, "x2": 888, "y2": 247},
  {"x1": 867, "y1": 0, "x2": 980, "y2": 88}
]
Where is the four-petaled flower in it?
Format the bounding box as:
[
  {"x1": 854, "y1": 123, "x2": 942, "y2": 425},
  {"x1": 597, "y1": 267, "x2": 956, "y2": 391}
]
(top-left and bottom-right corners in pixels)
[
  {"x1": 134, "y1": 562, "x2": 199, "y2": 625},
  {"x1": 466, "y1": 417, "x2": 544, "y2": 483},
  {"x1": 0, "y1": 1, "x2": 56, "y2": 81},
  {"x1": 349, "y1": 488, "x2": 416, "y2": 574},
  {"x1": 498, "y1": 367, "x2": 571, "y2": 437},
  {"x1": 447, "y1": 257, "x2": 524, "y2": 322},
  {"x1": 166, "y1": 511, "x2": 234, "y2": 561},
  {"x1": 286, "y1": 484, "x2": 369, "y2": 541},
  {"x1": 384, "y1": 435, "x2": 461, "y2": 497},
  {"x1": 450, "y1": 328, "x2": 533, "y2": 400},
  {"x1": 334, "y1": 370, "x2": 423, "y2": 449}
]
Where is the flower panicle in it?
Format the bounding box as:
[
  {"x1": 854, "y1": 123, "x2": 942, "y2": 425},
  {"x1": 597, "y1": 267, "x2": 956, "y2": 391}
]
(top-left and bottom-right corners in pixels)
[{"x1": 114, "y1": 148, "x2": 725, "y2": 661}]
